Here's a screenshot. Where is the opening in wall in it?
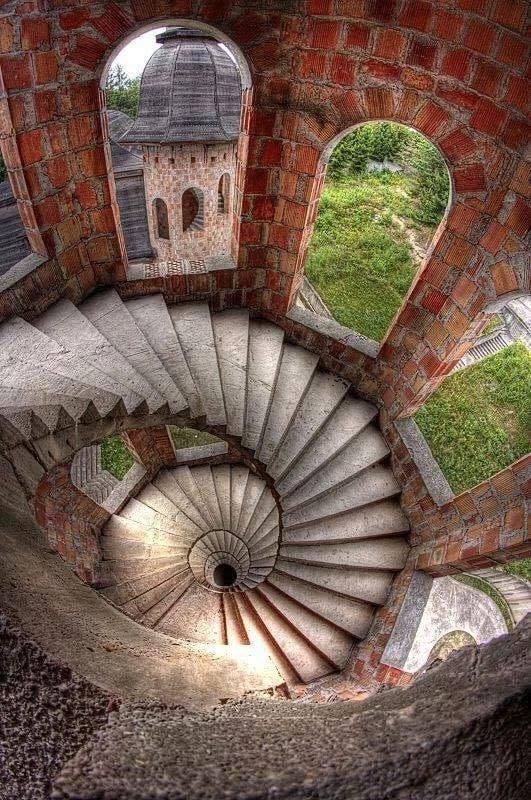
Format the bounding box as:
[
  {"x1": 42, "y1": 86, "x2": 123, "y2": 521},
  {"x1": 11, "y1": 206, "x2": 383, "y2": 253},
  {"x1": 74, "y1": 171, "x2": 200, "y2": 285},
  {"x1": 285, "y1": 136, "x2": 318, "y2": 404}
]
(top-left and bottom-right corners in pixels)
[
  {"x1": 218, "y1": 173, "x2": 230, "y2": 214},
  {"x1": 0, "y1": 140, "x2": 48, "y2": 293},
  {"x1": 296, "y1": 122, "x2": 451, "y2": 345},
  {"x1": 100, "y1": 21, "x2": 251, "y2": 281},
  {"x1": 154, "y1": 198, "x2": 170, "y2": 240},
  {"x1": 182, "y1": 188, "x2": 204, "y2": 232}
]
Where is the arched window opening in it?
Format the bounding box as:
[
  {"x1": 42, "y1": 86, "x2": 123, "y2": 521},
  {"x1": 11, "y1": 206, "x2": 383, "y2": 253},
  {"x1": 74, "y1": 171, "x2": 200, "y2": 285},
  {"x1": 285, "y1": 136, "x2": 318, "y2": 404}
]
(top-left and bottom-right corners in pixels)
[
  {"x1": 182, "y1": 188, "x2": 204, "y2": 232},
  {"x1": 218, "y1": 173, "x2": 230, "y2": 214},
  {"x1": 154, "y1": 198, "x2": 170, "y2": 240},
  {"x1": 101, "y1": 23, "x2": 250, "y2": 279},
  {"x1": 298, "y1": 122, "x2": 451, "y2": 343},
  {"x1": 414, "y1": 322, "x2": 530, "y2": 495}
]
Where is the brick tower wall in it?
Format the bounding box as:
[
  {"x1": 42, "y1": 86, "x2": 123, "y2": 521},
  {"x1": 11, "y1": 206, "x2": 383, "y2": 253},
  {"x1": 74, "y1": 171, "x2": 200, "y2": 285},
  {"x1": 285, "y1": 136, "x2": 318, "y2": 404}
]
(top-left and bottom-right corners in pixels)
[{"x1": 142, "y1": 142, "x2": 237, "y2": 265}]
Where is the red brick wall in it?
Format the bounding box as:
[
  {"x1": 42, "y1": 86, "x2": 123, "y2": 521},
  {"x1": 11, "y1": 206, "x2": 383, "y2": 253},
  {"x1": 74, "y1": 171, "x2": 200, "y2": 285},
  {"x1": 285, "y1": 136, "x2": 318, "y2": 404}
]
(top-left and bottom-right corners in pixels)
[
  {"x1": 1, "y1": 3, "x2": 529, "y2": 685},
  {"x1": 0, "y1": 1, "x2": 527, "y2": 415}
]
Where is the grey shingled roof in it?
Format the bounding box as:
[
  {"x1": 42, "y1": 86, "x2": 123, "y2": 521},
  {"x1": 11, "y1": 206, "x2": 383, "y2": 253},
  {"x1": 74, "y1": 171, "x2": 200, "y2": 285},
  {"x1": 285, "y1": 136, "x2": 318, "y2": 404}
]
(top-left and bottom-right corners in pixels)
[
  {"x1": 107, "y1": 109, "x2": 134, "y2": 142},
  {"x1": 115, "y1": 171, "x2": 153, "y2": 261},
  {"x1": 122, "y1": 28, "x2": 241, "y2": 145},
  {"x1": 0, "y1": 181, "x2": 32, "y2": 277}
]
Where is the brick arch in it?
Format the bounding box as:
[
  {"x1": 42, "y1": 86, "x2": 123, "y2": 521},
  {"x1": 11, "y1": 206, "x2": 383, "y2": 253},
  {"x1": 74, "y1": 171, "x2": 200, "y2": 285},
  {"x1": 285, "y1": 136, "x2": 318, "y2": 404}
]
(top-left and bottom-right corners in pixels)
[{"x1": 0, "y1": 0, "x2": 527, "y2": 420}]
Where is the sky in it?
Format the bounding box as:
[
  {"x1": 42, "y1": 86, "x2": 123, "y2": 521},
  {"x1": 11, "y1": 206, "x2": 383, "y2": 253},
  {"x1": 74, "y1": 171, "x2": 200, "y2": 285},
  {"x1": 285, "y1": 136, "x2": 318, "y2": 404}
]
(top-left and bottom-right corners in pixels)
[
  {"x1": 112, "y1": 29, "x2": 164, "y2": 78},
  {"x1": 110, "y1": 29, "x2": 238, "y2": 80}
]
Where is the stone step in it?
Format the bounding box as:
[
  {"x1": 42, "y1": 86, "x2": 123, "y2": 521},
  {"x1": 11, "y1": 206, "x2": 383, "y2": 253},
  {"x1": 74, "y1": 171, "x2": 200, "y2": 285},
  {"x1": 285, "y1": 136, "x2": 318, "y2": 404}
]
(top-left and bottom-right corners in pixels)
[
  {"x1": 257, "y1": 581, "x2": 353, "y2": 670},
  {"x1": 242, "y1": 320, "x2": 284, "y2": 451},
  {"x1": 275, "y1": 559, "x2": 393, "y2": 606},
  {"x1": 118, "y1": 497, "x2": 201, "y2": 543},
  {"x1": 138, "y1": 480, "x2": 210, "y2": 534},
  {"x1": 267, "y1": 571, "x2": 373, "y2": 639},
  {"x1": 279, "y1": 537, "x2": 409, "y2": 572},
  {"x1": 80, "y1": 289, "x2": 187, "y2": 413},
  {"x1": 189, "y1": 465, "x2": 224, "y2": 530},
  {"x1": 229, "y1": 465, "x2": 249, "y2": 532},
  {"x1": 282, "y1": 500, "x2": 410, "y2": 545},
  {"x1": 0, "y1": 316, "x2": 128, "y2": 418},
  {"x1": 33, "y1": 299, "x2": 164, "y2": 413},
  {"x1": 168, "y1": 302, "x2": 226, "y2": 426},
  {"x1": 233, "y1": 593, "x2": 301, "y2": 685},
  {"x1": 282, "y1": 464, "x2": 400, "y2": 529},
  {"x1": 223, "y1": 593, "x2": 250, "y2": 645},
  {"x1": 282, "y1": 425, "x2": 390, "y2": 512},
  {"x1": 257, "y1": 344, "x2": 319, "y2": 465},
  {"x1": 267, "y1": 370, "x2": 349, "y2": 480},
  {"x1": 126, "y1": 294, "x2": 202, "y2": 416},
  {"x1": 212, "y1": 464, "x2": 232, "y2": 531},
  {"x1": 235, "y1": 473, "x2": 266, "y2": 537},
  {"x1": 244, "y1": 589, "x2": 333, "y2": 683},
  {"x1": 212, "y1": 309, "x2": 249, "y2": 437},
  {"x1": 275, "y1": 396, "x2": 378, "y2": 497}
]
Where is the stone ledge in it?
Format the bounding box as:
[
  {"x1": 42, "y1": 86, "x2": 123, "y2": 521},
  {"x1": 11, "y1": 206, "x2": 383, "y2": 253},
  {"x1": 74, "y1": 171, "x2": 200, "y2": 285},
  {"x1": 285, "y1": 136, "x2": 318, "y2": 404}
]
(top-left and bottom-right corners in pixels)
[
  {"x1": 287, "y1": 306, "x2": 380, "y2": 359},
  {"x1": 394, "y1": 417, "x2": 454, "y2": 507},
  {"x1": 0, "y1": 252, "x2": 48, "y2": 294},
  {"x1": 173, "y1": 441, "x2": 229, "y2": 464}
]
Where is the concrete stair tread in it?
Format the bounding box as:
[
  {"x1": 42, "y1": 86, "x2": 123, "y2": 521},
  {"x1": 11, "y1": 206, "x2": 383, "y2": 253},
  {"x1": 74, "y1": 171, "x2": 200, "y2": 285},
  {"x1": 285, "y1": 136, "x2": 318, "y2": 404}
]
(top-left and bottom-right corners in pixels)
[
  {"x1": 126, "y1": 294, "x2": 202, "y2": 416},
  {"x1": 275, "y1": 559, "x2": 394, "y2": 606},
  {"x1": 267, "y1": 571, "x2": 373, "y2": 638},
  {"x1": 268, "y1": 370, "x2": 349, "y2": 480},
  {"x1": 212, "y1": 309, "x2": 249, "y2": 437},
  {"x1": 279, "y1": 537, "x2": 409, "y2": 571},
  {"x1": 282, "y1": 425, "x2": 390, "y2": 512},
  {"x1": 33, "y1": 299, "x2": 162, "y2": 412},
  {"x1": 169, "y1": 303, "x2": 226, "y2": 426},
  {"x1": 282, "y1": 500, "x2": 410, "y2": 545},
  {"x1": 282, "y1": 464, "x2": 400, "y2": 529},
  {"x1": 244, "y1": 589, "x2": 334, "y2": 683},
  {"x1": 242, "y1": 321, "x2": 284, "y2": 451},
  {"x1": 257, "y1": 344, "x2": 319, "y2": 465},
  {"x1": 257, "y1": 581, "x2": 353, "y2": 669},
  {"x1": 80, "y1": 289, "x2": 187, "y2": 413},
  {"x1": 276, "y1": 396, "x2": 378, "y2": 497}
]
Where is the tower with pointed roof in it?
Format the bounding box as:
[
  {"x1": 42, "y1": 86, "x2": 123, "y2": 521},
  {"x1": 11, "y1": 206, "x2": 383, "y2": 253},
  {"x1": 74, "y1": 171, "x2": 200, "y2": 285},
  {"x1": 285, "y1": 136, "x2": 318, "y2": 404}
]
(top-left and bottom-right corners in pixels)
[{"x1": 121, "y1": 28, "x2": 242, "y2": 268}]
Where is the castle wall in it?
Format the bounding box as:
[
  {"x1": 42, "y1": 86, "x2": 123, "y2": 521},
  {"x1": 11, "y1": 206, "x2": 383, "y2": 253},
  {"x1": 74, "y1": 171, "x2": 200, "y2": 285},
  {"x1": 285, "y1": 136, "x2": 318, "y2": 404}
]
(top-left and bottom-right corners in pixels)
[{"x1": 142, "y1": 142, "x2": 237, "y2": 265}]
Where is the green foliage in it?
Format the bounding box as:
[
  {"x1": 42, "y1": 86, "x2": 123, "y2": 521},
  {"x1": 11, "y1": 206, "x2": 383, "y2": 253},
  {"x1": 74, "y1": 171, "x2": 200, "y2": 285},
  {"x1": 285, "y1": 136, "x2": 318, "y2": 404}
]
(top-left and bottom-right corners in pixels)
[
  {"x1": 327, "y1": 123, "x2": 450, "y2": 226},
  {"x1": 415, "y1": 343, "x2": 531, "y2": 494},
  {"x1": 100, "y1": 436, "x2": 135, "y2": 480},
  {"x1": 452, "y1": 574, "x2": 514, "y2": 630},
  {"x1": 328, "y1": 123, "x2": 410, "y2": 178},
  {"x1": 403, "y1": 134, "x2": 450, "y2": 226},
  {"x1": 306, "y1": 172, "x2": 418, "y2": 340},
  {"x1": 503, "y1": 559, "x2": 531, "y2": 582},
  {"x1": 0, "y1": 152, "x2": 6, "y2": 182},
  {"x1": 169, "y1": 426, "x2": 222, "y2": 451},
  {"x1": 105, "y1": 65, "x2": 140, "y2": 118}
]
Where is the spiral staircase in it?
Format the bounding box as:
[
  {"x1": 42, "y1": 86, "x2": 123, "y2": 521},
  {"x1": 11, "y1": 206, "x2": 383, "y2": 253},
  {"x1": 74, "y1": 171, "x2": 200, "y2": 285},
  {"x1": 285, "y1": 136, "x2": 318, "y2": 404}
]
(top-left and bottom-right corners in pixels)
[{"x1": 0, "y1": 289, "x2": 410, "y2": 684}]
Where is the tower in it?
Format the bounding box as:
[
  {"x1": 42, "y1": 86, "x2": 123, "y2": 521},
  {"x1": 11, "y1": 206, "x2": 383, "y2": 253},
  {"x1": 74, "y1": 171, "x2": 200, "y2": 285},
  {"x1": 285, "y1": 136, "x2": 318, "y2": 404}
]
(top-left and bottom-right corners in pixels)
[{"x1": 122, "y1": 29, "x2": 241, "y2": 267}]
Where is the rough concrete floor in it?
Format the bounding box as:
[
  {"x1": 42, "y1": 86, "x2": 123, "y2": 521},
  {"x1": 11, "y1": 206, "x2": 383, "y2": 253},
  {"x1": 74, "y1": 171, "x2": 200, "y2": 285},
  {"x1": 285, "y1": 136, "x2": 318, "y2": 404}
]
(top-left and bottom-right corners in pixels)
[{"x1": 52, "y1": 619, "x2": 530, "y2": 800}]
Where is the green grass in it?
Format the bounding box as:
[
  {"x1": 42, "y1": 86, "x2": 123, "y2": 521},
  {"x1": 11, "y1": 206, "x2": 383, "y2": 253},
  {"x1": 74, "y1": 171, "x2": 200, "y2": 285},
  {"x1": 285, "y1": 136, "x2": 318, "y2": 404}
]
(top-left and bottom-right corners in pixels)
[
  {"x1": 305, "y1": 172, "x2": 438, "y2": 341},
  {"x1": 169, "y1": 426, "x2": 222, "y2": 451},
  {"x1": 453, "y1": 573, "x2": 514, "y2": 630},
  {"x1": 415, "y1": 343, "x2": 531, "y2": 494},
  {"x1": 100, "y1": 436, "x2": 135, "y2": 480},
  {"x1": 503, "y1": 559, "x2": 531, "y2": 582}
]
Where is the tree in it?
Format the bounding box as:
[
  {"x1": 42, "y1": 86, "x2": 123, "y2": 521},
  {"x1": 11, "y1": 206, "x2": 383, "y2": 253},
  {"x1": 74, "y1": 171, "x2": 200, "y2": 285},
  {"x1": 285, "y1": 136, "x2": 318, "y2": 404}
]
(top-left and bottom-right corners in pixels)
[{"x1": 105, "y1": 66, "x2": 141, "y2": 118}]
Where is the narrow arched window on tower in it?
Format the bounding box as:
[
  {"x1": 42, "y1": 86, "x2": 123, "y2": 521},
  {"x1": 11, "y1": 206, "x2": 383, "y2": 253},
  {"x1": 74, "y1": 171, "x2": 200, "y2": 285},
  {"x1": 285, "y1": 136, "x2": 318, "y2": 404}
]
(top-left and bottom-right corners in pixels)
[
  {"x1": 182, "y1": 188, "x2": 204, "y2": 231},
  {"x1": 154, "y1": 198, "x2": 169, "y2": 240},
  {"x1": 217, "y1": 173, "x2": 230, "y2": 214}
]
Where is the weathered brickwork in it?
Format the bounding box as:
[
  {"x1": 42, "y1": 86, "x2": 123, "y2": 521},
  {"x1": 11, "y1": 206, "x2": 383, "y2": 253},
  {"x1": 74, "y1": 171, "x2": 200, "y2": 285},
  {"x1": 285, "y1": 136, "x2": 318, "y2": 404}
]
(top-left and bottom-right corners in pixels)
[
  {"x1": 142, "y1": 142, "x2": 236, "y2": 263},
  {"x1": 0, "y1": 0, "x2": 529, "y2": 691}
]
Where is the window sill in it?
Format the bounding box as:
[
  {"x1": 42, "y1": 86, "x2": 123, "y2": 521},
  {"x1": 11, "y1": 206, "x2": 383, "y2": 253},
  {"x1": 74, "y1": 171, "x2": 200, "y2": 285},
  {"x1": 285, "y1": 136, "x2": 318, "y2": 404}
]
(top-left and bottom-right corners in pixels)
[
  {"x1": 287, "y1": 306, "x2": 380, "y2": 359},
  {"x1": 0, "y1": 252, "x2": 48, "y2": 294},
  {"x1": 394, "y1": 417, "x2": 454, "y2": 507}
]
